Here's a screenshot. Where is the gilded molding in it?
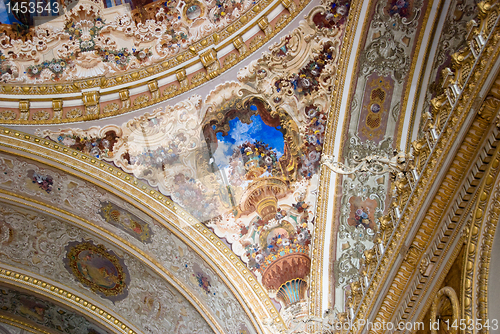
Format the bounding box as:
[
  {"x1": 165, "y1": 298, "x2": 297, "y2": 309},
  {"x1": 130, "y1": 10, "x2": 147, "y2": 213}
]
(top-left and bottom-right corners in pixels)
[
  {"x1": 0, "y1": 315, "x2": 54, "y2": 334},
  {"x1": 395, "y1": 0, "x2": 444, "y2": 149},
  {"x1": 314, "y1": 0, "x2": 365, "y2": 315},
  {"x1": 0, "y1": 190, "x2": 223, "y2": 334},
  {"x1": 430, "y1": 287, "x2": 460, "y2": 334},
  {"x1": 0, "y1": 267, "x2": 135, "y2": 334},
  {"x1": 0, "y1": 127, "x2": 281, "y2": 332},
  {"x1": 0, "y1": 0, "x2": 311, "y2": 125},
  {"x1": 346, "y1": 1, "x2": 500, "y2": 329}
]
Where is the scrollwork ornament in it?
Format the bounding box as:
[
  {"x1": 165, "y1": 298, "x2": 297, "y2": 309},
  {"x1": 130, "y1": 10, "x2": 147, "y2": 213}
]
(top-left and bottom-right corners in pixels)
[
  {"x1": 370, "y1": 0, "x2": 424, "y2": 36},
  {"x1": 359, "y1": 30, "x2": 410, "y2": 83},
  {"x1": 321, "y1": 150, "x2": 412, "y2": 176}
]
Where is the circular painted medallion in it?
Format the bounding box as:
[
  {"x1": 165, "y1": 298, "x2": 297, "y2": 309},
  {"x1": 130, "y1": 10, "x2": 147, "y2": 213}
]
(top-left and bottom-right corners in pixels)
[{"x1": 64, "y1": 241, "x2": 130, "y2": 302}]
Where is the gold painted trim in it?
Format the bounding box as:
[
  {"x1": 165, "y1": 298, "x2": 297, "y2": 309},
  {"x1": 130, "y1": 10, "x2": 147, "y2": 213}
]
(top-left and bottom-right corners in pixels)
[
  {"x1": 315, "y1": 0, "x2": 371, "y2": 314},
  {"x1": 0, "y1": 267, "x2": 135, "y2": 334},
  {"x1": 0, "y1": 0, "x2": 311, "y2": 125},
  {"x1": 0, "y1": 315, "x2": 54, "y2": 334},
  {"x1": 0, "y1": 128, "x2": 281, "y2": 331},
  {"x1": 461, "y1": 151, "x2": 500, "y2": 333},
  {"x1": 348, "y1": 12, "x2": 500, "y2": 328},
  {"x1": 0, "y1": 190, "x2": 223, "y2": 334},
  {"x1": 0, "y1": 147, "x2": 260, "y2": 332}
]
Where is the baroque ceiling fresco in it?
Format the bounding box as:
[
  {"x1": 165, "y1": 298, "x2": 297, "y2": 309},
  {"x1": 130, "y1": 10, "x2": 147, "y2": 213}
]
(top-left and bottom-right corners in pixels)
[{"x1": 0, "y1": 0, "x2": 498, "y2": 332}]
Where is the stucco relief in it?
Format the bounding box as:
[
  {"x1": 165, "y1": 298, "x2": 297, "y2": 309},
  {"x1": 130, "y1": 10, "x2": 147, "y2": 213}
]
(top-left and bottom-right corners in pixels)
[
  {"x1": 0, "y1": 323, "x2": 30, "y2": 334},
  {"x1": 36, "y1": 0, "x2": 349, "y2": 322},
  {"x1": 0, "y1": 154, "x2": 256, "y2": 333},
  {"x1": 333, "y1": 137, "x2": 392, "y2": 289},
  {"x1": 0, "y1": 203, "x2": 215, "y2": 334},
  {"x1": 64, "y1": 240, "x2": 131, "y2": 303},
  {"x1": 0, "y1": 0, "x2": 257, "y2": 83}
]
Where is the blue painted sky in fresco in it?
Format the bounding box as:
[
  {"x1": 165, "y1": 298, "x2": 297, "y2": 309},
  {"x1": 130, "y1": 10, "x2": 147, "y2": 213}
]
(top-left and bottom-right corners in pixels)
[{"x1": 213, "y1": 114, "x2": 284, "y2": 168}]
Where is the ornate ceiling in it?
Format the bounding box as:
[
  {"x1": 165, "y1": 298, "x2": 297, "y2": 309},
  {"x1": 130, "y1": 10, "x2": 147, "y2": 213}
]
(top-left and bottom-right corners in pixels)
[{"x1": 0, "y1": 0, "x2": 500, "y2": 333}]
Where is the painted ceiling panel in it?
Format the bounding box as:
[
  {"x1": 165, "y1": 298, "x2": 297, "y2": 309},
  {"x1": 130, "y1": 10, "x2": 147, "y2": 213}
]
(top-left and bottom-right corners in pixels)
[
  {"x1": 408, "y1": 0, "x2": 479, "y2": 147},
  {"x1": 28, "y1": 1, "x2": 349, "y2": 328},
  {"x1": 0, "y1": 0, "x2": 489, "y2": 331},
  {"x1": 0, "y1": 202, "x2": 217, "y2": 333},
  {"x1": 0, "y1": 152, "x2": 257, "y2": 333}
]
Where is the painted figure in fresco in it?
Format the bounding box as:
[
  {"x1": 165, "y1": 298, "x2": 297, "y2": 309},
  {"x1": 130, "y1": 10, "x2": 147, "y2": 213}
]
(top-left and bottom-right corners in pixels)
[
  {"x1": 353, "y1": 208, "x2": 371, "y2": 229},
  {"x1": 77, "y1": 250, "x2": 119, "y2": 289},
  {"x1": 389, "y1": 0, "x2": 410, "y2": 17}
]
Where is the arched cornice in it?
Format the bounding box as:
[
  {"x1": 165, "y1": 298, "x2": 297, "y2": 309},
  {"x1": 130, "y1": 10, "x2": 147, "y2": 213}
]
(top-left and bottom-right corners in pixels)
[
  {"x1": 310, "y1": 0, "x2": 366, "y2": 316},
  {"x1": 0, "y1": 128, "x2": 279, "y2": 332},
  {"x1": 0, "y1": 190, "x2": 223, "y2": 333},
  {"x1": 0, "y1": 266, "x2": 140, "y2": 334},
  {"x1": 0, "y1": 316, "x2": 54, "y2": 334},
  {"x1": 342, "y1": 5, "x2": 500, "y2": 328}
]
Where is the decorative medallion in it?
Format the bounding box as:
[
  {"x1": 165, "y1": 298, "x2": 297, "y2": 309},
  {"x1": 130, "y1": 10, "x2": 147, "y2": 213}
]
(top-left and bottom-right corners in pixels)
[
  {"x1": 98, "y1": 201, "x2": 152, "y2": 243},
  {"x1": 64, "y1": 241, "x2": 130, "y2": 302}
]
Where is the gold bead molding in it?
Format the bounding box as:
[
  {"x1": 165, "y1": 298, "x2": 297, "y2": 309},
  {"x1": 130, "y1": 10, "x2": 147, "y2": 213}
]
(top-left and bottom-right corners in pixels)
[
  {"x1": 0, "y1": 127, "x2": 283, "y2": 332},
  {"x1": 0, "y1": 0, "x2": 310, "y2": 125},
  {"x1": 0, "y1": 267, "x2": 137, "y2": 334}
]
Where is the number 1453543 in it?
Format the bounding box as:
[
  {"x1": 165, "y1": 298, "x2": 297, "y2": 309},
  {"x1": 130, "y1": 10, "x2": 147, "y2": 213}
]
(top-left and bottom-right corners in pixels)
[{"x1": 6, "y1": 1, "x2": 59, "y2": 15}]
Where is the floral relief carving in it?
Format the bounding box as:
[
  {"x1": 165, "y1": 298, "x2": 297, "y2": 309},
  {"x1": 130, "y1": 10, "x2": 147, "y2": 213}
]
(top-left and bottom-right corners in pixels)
[
  {"x1": 0, "y1": 153, "x2": 256, "y2": 334},
  {"x1": 0, "y1": 0, "x2": 258, "y2": 83},
  {"x1": 36, "y1": 0, "x2": 350, "y2": 320},
  {"x1": 0, "y1": 203, "x2": 214, "y2": 334}
]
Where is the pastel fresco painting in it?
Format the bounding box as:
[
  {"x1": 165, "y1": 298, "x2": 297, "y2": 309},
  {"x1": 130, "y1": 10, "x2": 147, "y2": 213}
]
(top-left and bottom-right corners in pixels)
[
  {"x1": 98, "y1": 201, "x2": 153, "y2": 243},
  {"x1": 64, "y1": 241, "x2": 130, "y2": 302},
  {"x1": 211, "y1": 114, "x2": 285, "y2": 208},
  {"x1": 27, "y1": 169, "x2": 54, "y2": 193},
  {"x1": 347, "y1": 196, "x2": 378, "y2": 230},
  {"x1": 191, "y1": 263, "x2": 213, "y2": 296}
]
